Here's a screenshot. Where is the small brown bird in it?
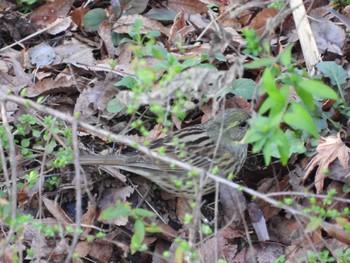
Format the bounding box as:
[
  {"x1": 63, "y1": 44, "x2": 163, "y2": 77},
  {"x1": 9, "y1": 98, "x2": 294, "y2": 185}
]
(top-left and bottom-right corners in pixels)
[{"x1": 79, "y1": 109, "x2": 249, "y2": 197}]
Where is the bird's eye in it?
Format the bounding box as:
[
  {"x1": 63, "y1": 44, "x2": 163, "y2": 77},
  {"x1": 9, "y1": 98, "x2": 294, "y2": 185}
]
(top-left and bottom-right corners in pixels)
[{"x1": 238, "y1": 121, "x2": 248, "y2": 128}]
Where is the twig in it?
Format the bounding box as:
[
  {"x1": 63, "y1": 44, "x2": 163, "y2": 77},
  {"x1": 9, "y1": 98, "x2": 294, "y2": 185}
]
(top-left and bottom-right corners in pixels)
[
  {"x1": 0, "y1": 99, "x2": 18, "y2": 246},
  {"x1": 65, "y1": 119, "x2": 82, "y2": 263}
]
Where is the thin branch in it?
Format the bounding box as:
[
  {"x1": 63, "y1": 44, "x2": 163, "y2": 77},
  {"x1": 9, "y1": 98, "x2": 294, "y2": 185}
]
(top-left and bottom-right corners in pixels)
[
  {"x1": 0, "y1": 99, "x2": 18, "y2": 245},
  {"x1": 65, "y1": 119, "x2": 82, "y2": 263}
]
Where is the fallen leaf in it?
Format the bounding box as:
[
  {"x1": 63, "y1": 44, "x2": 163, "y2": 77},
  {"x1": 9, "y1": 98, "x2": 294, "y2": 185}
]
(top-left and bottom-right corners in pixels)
[
  {"x1": 89, "y1": 241, "x2": 113, "y2": 263},
  {"x1": 30, "y1": 0, "x2": 74, "y2": 28},
  {"x1": 168, "y1": 0, "x2": 208, "y2": 14},
  {"x1": 248, "y1": 8, "x2": 279, "y2": 35},
  {"x1": 168, "y1": 10, "x2": 195, "y2": 45},
  {"x1": 310, "y1": 8, "x2": 346, "y2": 55},
  {"x1": 71, "y1": 6, "x2": 88, "y2": 28},
  {"x1": 98, "y1": 20, "x2": 115, "y2": 58},
  {"x1": 81, "y1": 201, "x2": 97, "y2": 237},
  {"x1": 304, "y1": 131, "x2": 350, "y2": 193},
  {"x1": 27, "y1": 73, "x2": 77, "y2": 98},
  {"x1": 112, "y1": 14, "x2": 170, "y2": 36},
  {"x1": 97, "y1": 187, "x2": 134, "y2": 225},
  {"x1": 43, "y1": 197, "x2": 74, "y2": 224}
]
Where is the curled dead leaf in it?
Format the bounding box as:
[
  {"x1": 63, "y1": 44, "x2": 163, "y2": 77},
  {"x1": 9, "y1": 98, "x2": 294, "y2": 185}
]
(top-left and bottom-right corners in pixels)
[{"x1": 304, "y1": 131, "x2": 350, "y2": 193}]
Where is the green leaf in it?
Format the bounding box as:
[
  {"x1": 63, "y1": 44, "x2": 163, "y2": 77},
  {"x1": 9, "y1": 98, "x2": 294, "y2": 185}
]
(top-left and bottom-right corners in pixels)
[
  {"x1": 262, "y1": 69, "x2": 285, "y2": 102},
  {"x1": 283, "y1": 103, "x2": 319, "y2": 138},
  {"x1": 107, "y1": 98, "x2": 125, "y2": 114},
  {"x1": 294, "y1": 85, "x2": 315, "y2": 110},
  {"x1": 83, "y1": 9, "x2": 107, "y2": 30},
  {"x1": 145, "y1": 225, "x2": 162, "y2": 233},
  {"x1": 146, "y1": 30, "x2": 161, "y2": 39},
  {"x1": 131, "y1": 220, "x2": 145, "y2": 253},
  {"x1": 134, "y1": 208, "x2": 154, "y2": 218},
  {"x1": 275, "y1": 129, "x2": 289, "y2": 165},
  {"x1": 279, "y1": 45, "x2": 293, "y2": 67},
  {"x1": 244, "y1": 57, "x2": 276, "y2": 69},
  {"x1": 121, "y1": 0, "x2": 148, "y2": 15},
  {"x1": 271, "y1": 129, "x2": 306, "y2": 159},
  {"x1": 317, "y1": 61, "x2": 349, "y2": 86},
  {"x1": 115, "y1": 76, "x2": 137, "y2": 89},
  {"x1": 151, "y1": 45, "x2": 167, "y2": 60},
  {"x1": 298, "y1": 79, "x2": 338, "y2": 100},
  {"x1": 226, "y1": 78, "x2": 256, "y2": 99},
  {"x1": 46, "y1": 140, "x2": 57, "y2": 154},
  {"x1": 21, "y1": 138, "x2": 30, "y2": 148},
  {"x1": 305, "y1": 217, "x2": 323, "y2": 233},
  {"x1": 262, "y1": 142, "x2": 272, "y2": 165},
  {"x1": 144, "y1": 8, "x2": 176, "y2": 21},
  {"x1": 99, "y1": 205, "x2": 131, "y2": 220},
  {"x1": 32, "y1": 130, "x2": 41, "y2": 138}
]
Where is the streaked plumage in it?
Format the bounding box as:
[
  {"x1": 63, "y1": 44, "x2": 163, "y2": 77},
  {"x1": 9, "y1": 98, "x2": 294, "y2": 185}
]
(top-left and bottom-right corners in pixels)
[{"x1": 79, "y1": 109, "x2": 249, "y2": 197}]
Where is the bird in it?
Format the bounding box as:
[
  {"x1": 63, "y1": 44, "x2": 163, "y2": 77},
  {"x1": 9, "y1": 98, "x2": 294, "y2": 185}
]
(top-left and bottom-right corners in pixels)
[{"x1": 79, "y1": 108, "x2": 250, "y2": 197}]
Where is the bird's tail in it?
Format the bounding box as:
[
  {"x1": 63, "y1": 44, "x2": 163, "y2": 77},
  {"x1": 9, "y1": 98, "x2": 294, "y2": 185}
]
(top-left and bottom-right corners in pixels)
[{"x1": 79, "y1": 155, "x2": 127, "y2": 166}]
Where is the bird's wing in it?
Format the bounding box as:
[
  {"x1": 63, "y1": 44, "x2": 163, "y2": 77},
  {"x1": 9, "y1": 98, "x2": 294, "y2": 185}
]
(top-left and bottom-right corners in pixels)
[{"x1": 135, "y1": 125, "x2": 223, "y2": 173}]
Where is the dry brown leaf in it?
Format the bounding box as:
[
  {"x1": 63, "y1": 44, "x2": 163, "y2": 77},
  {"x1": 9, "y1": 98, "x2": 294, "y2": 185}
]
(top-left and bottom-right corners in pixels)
[
  {"x1": 248, "y1": 8, "x2": 279, "y2": 35},
  {"x1": 128, "y1": 123, "x2": 166, "y2": 144},
  {"x1": 0, "y1": 245, "x2": 15, "y2": 263},
  {"x1": 47, "y1": 17, "x2": 73, "y2": 35},
  {"x1": 304, "y1": 131, "x2": 350, "y2": 193},
  {"x1": 169, "y1": 10, "x2": 195, "y2": 45},
  {"x1": 74, "y1": 74, "x2": 118, "y2": 118},
  {"x1": 0, "y1": 0, "x2": 15, "y2": 10},
  {"x1": 117, "y1": 42, "x2": 134, "y2": 66},
  {"x1": 176, "y1": 197, "x2": 190, "y2": 225},
  {"x1": 153, "y1": 239, "x2": 171, "y2": 263},
  {"x1": 168, "y1": 0, "x2": 208, "y2": 14},
  {"x1": 43, "y1": 197, "x2": 74, "y2": 225},
  {"x1": 203, "y1": 235, "x2": 238, "y2": 262},
  {"x1": 75, "y1": 241, "x2": 91, "y2": 258},
  {"x1": 81, "y1": 202, "x2": 97, "y2": 237},
  {"x1": 234, "y1": 243, "x2": 284, "y2": 263},
  {"x1": 98, "y1": 20, "x2": 115, "y2": 58},
  {"x1": 268, "y1": 216, "x2": 306, "y2": 245},
  {"x1": 89, "y1": 241, "x2": 113, "y2": 263},
  {"x1": 112, "y1": 14, "x2": 170, "y2": 36},
  {"x1": 323, "y1": 219, "x2": 350, "y2": 245},
  {"x1": 202, "y1": 226, "x2": 244, "y2": 262},
  {"x1": 310, "y1": 8, "x2": 346, "y2": 55},
  {"x1": 220, "y1": 181, "x2": 246, "y2": 227},
  {"x1": 50, "y1": 238, "x2": 69, "y2": 262},
  {"x1": 53, "y1": 38, "x2": 95, "y2": 67},
  {"x1": 217, "y1": 4, "x2": 241, "y2": 27},
  {"x1": 97, "y1": 187, "x2": 134, "y2": 225},
  {"x1": 27, "y1": 73, "x2": 77, "y2": 97},
  {"x1": 0, "y1": 57, "x2": 32, "y2": 95},
  {"x1": 71, "y1": 6, "x2": 88, "y2": 28},
  {"x1": 24, "y1": 218, "x2": 63, "y2": 259},
  {"x1": 259, "y1": 174, "x2": 291, "y2": 221},
  {"x1": 154, "y1": 223, "x2": 178, "y2": 241},
  {"x1": 28, "y1": 42, "x2": 56, "y2": 66},
  {"x1": 30, "y1": 0, "x2": 74, "y2": 28}
]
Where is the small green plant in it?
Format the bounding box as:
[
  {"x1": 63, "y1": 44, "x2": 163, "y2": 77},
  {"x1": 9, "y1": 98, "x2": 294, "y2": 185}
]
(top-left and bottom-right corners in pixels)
[
  {"x1": 244, "y1": 44, "x2": 338, "y2": 165},
  {"x1": 305, "y1": 250, "x2": 335, "y2": 263},
  {"x1": 335, "y1": 248, "x2": 350, "y2": 263},
  {"x1": 99, "y1": 200, "x2": 159, "y2": 254},
  {"x1": 107, "y1": 18, "x2": 210, "y2": 135},
  {"x1": 242, "y1": 28, "x2": 264, "y2": 56},
  {"x1": 0, "y1": 113, "x2": 73, "y2": 199}
]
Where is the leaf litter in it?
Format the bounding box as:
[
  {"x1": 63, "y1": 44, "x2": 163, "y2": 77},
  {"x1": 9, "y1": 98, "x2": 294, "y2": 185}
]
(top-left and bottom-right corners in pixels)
[{"x1": 1, "y1": 0, "x2": 350, "y2": 262}]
